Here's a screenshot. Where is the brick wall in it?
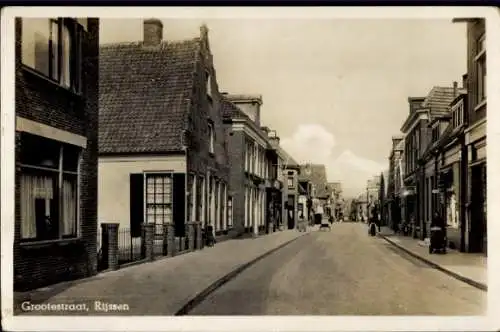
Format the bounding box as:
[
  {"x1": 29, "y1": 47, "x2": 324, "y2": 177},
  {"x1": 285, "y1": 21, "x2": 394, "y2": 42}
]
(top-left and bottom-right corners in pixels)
[
  {"x1": 466, "y1": 19, "x2": 486, "y2": 125},
  {"x1": 186, "y1": 31, "x2": 230, "y2": 225},
  {"x1": 14, "y1": 18, "x2": 99, "y2": 291}
]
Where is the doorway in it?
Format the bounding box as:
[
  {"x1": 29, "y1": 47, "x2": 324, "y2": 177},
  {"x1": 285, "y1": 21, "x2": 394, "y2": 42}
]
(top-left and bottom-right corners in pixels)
[{"x1": 470, "y1": 163, "x2": 486, "y2": 253}]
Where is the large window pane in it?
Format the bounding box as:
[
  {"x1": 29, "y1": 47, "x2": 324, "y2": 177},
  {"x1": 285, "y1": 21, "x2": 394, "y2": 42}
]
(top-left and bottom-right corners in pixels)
[
  {"x1": 20, "y1": 172, "x2": 58, "y2": 240},
  {"x1": 61, "y1": 23, "x2": 71, "y2": 87},
  {"x1": 22, "y1": 18, "x2": 51, "y2": 76},
  {"x1": 61, "y1": 174, "x2": 77, "y2": 237}
]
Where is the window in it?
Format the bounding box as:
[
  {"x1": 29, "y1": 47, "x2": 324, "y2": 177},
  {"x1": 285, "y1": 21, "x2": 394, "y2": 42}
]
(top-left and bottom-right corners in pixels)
[
  {"x1": 21, "y1": 18, "x2": 84, "y2": 93},
  {"x1": 208, "y1": 122, "x2": 215, "y2": 154},
  {"x1": 196, "y1": 176, "x2": 203, "y2": 222},
  {"x1": 208, "y1": 176, "x2": 214, "y2": 226},
  {"x1": 19, "y1": 133, "x2": 80, "y2": 242},
  {"x1": 145, "y1": 173, "x2": 173, "y2": 236},
  {"x1": 206, "y1": 71, "x2": 212, "y2": 98},
  {"x1": 227, "y1": 196, "x2": 233, "y2": 228},
  {"x1": 475, "y1": 34, "x2": 486, "y2": 104},
  {"x1": 215, "y1": 180, "x2": 220, "y2": 231},
  {"x1": 188, "y1": 174, "x2": 196, "y2": 222},
  {"x1": 287, "y1": 175, "x2": 294, "y2": 189},
  {"x1": 199, "y1": 176, "x2": 205, "y2": 227}
]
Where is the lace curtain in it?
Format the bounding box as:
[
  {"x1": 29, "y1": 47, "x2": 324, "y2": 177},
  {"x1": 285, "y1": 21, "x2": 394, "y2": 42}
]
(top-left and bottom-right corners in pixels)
[{"x1": 20, "y1": 174, "x2": 53, "y2": 239}]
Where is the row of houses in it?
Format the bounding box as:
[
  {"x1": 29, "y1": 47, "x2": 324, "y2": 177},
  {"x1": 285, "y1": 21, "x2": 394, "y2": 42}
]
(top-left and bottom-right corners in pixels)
[
  {"x1": 13, "y1": 17, "x2": 337, "y2": 291},
  {"x1": 382, "y1": 18, "x2": 487, "y2": 255}
]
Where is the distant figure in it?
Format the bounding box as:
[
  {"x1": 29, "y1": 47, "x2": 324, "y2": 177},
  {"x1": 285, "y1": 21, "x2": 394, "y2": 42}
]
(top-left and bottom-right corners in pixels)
[
  {"x1": 298, "y1": 212, "x2": 307, "y2": 232},
  {"x1": 314, "y1": 201, "x2": 324, "y2": 225}
]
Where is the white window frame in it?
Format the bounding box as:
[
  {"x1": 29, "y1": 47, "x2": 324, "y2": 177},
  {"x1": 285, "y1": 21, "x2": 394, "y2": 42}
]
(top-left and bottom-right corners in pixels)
[
  {"x1": 244, "y1": 187, "x2": 248, "y2": 227},
  {"x1": 19, "y1": 134, "x2": 81, "y2": 243},
  {"x1": 190, "y1": 174, "x2": 197, "y2": 223},
  {"x1": 200, "y1": 175, "x2": 206, "y2": 227},
  {"x1": 144, "y1": 172, "x2": 174, "y2": 236},
  {"x1": 227, "y1": 195, "x2": 233, "y2": 228}
]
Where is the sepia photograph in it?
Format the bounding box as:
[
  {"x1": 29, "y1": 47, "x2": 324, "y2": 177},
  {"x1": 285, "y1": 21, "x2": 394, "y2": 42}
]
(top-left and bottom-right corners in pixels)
[{"x1": 1, "y1": 6, "x2": 498, "y2": 332}]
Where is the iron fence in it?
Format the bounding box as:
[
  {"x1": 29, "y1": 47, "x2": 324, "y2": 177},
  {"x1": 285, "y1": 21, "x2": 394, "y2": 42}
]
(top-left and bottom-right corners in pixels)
[{"x1": 117, "y1": 227, "x2": 144, "y2": 264}]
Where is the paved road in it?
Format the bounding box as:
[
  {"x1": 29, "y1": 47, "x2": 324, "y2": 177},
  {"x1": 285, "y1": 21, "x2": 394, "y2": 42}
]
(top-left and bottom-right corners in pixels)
[{"x1": 188, "y1": 223, "x2": 486, "y2": 316}]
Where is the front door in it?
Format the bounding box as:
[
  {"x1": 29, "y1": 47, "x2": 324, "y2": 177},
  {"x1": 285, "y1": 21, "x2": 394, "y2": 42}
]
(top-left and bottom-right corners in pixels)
[
  {"x1": 287, "y1": 195, "x2": 295, "y2": 229},
  {"x1": 470, "y1": 164, "x2": 486, "y2": 253}
]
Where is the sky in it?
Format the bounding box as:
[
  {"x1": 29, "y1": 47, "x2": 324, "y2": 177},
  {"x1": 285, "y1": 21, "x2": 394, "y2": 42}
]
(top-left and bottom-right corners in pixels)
[{"x1": 100, "y1": 18, "x2": 467, "y2": 198}]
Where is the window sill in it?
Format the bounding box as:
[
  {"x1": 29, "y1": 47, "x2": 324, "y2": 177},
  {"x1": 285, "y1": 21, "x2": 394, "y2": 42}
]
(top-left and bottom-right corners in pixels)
[
  {"x1": 21, "y1": 65, "x2": 84, "y2": 99},
  {"x1": 474, "y1": 99, "x2": 487, "y2": 112},
  {"x1": 20, "y1": 237, "x2": 82, "y2": 249}
]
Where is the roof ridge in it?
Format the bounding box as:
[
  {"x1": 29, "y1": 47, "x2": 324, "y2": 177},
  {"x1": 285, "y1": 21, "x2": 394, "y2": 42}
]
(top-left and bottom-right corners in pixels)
[{"x1": 100, "y1": 37, "x2": 201, "y2": 49}]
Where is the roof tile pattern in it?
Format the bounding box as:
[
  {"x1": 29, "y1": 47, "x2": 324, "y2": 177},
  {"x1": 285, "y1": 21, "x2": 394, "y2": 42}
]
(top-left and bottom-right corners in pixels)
[
  {"x1": 99, "y1": 40, "x2": 200, "y2": 154},
  {"x1": 422, "y1": 86, "x2": 459, "y2": 117},
  {"x1": 299, "y1": 164, "x2": 329, "y2": 198}
]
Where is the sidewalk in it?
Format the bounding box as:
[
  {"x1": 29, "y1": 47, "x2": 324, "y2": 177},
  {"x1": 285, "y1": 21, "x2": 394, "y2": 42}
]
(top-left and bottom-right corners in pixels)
[
  {"x1": 14, "y1": 229, "x2": 310, "y2": 315},
  {"x1": 378, "y1": 226, "x2": 487, "y2": 291}
]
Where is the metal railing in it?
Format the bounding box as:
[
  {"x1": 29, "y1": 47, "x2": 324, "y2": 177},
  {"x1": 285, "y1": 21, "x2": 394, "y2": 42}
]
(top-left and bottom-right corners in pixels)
[{"x1": 117, "y1": 227, "x2": 144, "y2": 264}]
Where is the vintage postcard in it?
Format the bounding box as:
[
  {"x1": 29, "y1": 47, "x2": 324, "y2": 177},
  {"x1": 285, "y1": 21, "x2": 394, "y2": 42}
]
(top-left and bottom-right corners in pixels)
[{"x1": 1, "y1": 5, "x2": 498, "y2": 332}]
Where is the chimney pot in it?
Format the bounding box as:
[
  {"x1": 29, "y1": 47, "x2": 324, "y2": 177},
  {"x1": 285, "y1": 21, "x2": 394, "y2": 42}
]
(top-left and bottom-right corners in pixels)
[
  {"x1": 462, "y1": 74, "x2": 468, "y2": 90},
  {"x1": 144, "y1": 19, "x2": 163, "y2": 46},
  {"x1": 453, "y1": 81, "x2": 458, "y2": 97}
]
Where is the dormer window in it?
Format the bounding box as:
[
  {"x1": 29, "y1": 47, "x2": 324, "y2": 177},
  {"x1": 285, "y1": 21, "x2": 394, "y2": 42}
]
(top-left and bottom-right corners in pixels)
[{"x1": 451, "y1": 100, "x2": 464, "y2": 128}]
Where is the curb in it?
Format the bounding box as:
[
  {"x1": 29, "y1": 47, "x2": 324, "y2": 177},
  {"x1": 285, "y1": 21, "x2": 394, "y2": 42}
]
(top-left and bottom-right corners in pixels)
[
  {"x1": 378, "y1": 234, "x2": 487, "y2": 292},
  {"x1": 174, "y1": 232, "x2": 311, "y2": 315}
]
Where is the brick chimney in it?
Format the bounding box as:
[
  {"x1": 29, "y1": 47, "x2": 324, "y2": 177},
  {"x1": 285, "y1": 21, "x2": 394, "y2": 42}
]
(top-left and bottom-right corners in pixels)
[
  {"x1": 453, "y1": 81, "x2": 458, "y2": 98},
  {"x1": 462, "y1": 73, "x2": 468, "y2": 90},
  {"x1": 143, "y1": 19, "x2": 163, "y2": 46}
]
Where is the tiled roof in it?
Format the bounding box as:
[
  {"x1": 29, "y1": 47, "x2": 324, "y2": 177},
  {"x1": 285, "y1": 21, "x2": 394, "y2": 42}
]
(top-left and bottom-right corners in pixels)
[
  {"x1": 99, "y1": 39, "x2": 200, "y2": 154},
  {"x1": 299, "y1": 164, "x2": 329, "y2": 198},
  {"x1": 221, "y1": 98, "x2": 251, "y2": 121},
  {"x1": 422, "y1": 86, "x2": 460, "y2": 118},
  {"x1": 279, "y1": 147, "x2": 299, "y2": 168}
]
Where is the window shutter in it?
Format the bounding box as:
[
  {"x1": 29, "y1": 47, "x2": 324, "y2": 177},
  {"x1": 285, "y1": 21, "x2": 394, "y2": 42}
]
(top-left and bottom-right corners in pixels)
[
  {"x1": 130, "y1": 173, "x2": 144, "y2": 237},
  {"x1": 173, "y1": 173, "x2": 186, "y2": 237}
]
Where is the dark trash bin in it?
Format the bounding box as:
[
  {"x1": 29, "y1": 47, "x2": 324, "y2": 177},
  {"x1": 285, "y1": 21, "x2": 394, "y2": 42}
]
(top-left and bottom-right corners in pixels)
[{"x1": 429, "y1": 226, "x2": 446, "y2": 254}]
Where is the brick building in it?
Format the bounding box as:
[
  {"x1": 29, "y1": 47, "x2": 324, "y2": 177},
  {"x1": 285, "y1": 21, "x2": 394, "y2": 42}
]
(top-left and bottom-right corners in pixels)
[
  {"x1": 400, "y1": 87, "x2": 457, "y2": 239},
  {"x1": 279, "y1": 147, "x2": 301, "y2": 230},
  {"x1": 222, "y1": 94, "x2": 269, "y2": 236},
  {"x1": 299, "y1": 164, "x2": 328, "y2": 224},
  {"x1": 453, "y1": 18, "x2": 487, "y2": 254},
  {"x1": 386, "y1": 135, "x2": 404, "y2": 230},
  {"x1": 98, "y1": 21, "x2": 230, "y2": 244},
  {"x1": 14, "y1": 18, "x2": 99, "y2": 291}
]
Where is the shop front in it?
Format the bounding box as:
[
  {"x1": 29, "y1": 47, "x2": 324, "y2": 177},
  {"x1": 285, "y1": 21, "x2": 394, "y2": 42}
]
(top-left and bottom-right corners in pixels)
[
  {"x1": 465, "y1": 119, "x2": 486, "y2": 254},
  {"x1": 265, "y1": 179, "x2": 283, "y2": 233}
]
